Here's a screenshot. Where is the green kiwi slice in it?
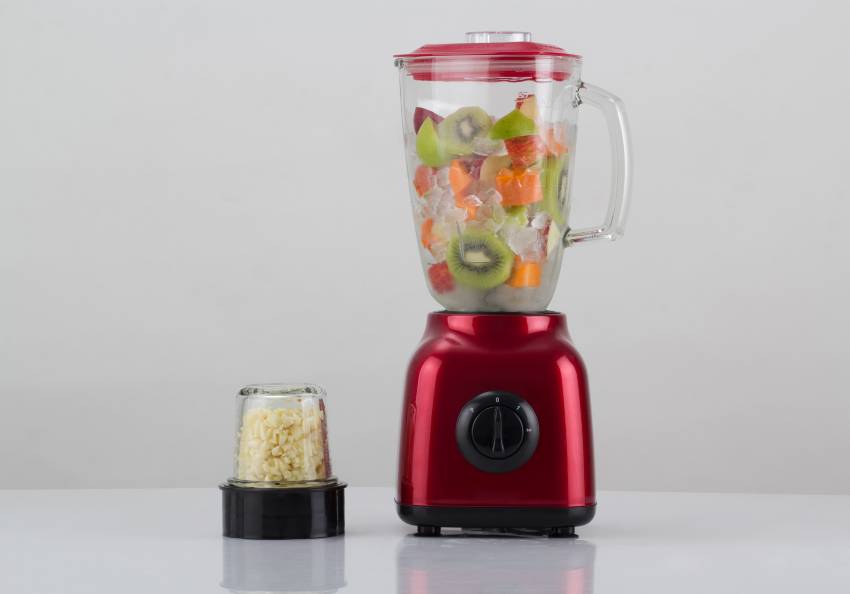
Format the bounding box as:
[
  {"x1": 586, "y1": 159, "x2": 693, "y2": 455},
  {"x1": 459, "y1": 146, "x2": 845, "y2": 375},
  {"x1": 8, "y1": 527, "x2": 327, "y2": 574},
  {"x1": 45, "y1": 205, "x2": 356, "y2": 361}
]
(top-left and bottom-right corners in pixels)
[
  {"x1": 540, "y1": 155, "x2": 568, "y2": 226},
  {"x1": 446, "y1": 229, "x2": 514, "y2": 290},
  {"x1": 438, "y1": 106, "x2": 492, "y2": 156}
]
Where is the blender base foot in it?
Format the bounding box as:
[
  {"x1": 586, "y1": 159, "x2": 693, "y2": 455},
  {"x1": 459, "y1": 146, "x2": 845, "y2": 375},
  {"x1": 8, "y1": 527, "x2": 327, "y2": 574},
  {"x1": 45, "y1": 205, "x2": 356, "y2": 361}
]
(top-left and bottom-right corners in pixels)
[
  {"x1": 548, "y1": 526, "x2": 577, "y2": 538},
  {"x1": 398, "y1": 503, "x2": 595, "y2": 531},
  {"x1": 416, "y1": 525, "x2": 442, "y2": 537}
]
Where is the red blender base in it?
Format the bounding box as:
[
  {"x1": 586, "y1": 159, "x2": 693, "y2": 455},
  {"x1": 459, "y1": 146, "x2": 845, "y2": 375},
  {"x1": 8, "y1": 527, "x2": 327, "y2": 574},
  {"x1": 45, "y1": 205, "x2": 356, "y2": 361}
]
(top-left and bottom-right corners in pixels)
[{"x1": 396, "y1": 312, "x2": 596, "y2": 536}]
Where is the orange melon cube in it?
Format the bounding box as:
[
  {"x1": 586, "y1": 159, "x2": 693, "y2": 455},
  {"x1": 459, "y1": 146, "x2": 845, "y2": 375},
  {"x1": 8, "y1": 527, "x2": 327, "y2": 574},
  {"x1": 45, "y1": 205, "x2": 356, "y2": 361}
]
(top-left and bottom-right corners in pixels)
[
  {"x1": 420, "y1": 218, "x2": 434, "y2": 250},
  {"x1": 449, "y1": 160, "x2": 474, "y2": 197},
  {"x1": 507, "y1": 256, "x2": 542, "y2": 288},
  {"x1": 495, "y1": 167, "x2": 542, "y2": 206}
]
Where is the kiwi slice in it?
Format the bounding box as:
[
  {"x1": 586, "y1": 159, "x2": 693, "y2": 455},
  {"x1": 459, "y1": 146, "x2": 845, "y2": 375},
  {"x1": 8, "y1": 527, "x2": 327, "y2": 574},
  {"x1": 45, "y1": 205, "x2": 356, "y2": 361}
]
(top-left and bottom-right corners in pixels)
[
  {"x1": 439, "y1": 106, "x2": 492, "y2": 156},
  {"x1": 490, "y1": 109, "x2": 538, "y2": 140},
  {"x1": 540, "y1": 155, "x2": 568, "y2": 226},
  {"x1": 416, "y1": 118, "x2": 448, "y2": 167},
  {"x1": 446, "y1": 229, "x2": 514, "y2": 290}
]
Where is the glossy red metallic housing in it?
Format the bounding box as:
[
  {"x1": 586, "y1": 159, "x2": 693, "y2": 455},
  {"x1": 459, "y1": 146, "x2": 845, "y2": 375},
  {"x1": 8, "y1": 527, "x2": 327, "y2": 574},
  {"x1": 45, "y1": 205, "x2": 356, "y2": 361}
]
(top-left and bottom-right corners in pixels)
[{"x1": 397, "y1": 312, "x2": 595, "y2": 510}]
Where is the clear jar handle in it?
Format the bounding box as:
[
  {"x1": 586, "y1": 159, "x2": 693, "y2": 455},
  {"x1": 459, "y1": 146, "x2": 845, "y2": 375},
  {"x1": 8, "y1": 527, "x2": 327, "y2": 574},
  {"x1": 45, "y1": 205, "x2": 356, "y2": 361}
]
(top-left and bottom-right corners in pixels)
[{"x1": 564, "y1": 82, "x2": 632, "y2": 245}]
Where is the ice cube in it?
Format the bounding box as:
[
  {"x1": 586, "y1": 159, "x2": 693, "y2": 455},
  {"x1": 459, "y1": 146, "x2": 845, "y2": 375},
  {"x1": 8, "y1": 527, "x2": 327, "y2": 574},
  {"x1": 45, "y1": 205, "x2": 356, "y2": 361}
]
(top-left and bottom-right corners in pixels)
[
  {"x1": 474, "y1": 189, "x2": 506, "y2": 229},
  {"x1": 531, "y1": 212, "x2": 550, "y2": 230},
  {"x1": 435, "y1": 166, "x2": 451, "y2": 189},
  {"x1": 459, "y1": 194, "x2": 483, "y2": 212},
  {"x1": 472, "y1": 136, "x2": 505, "y2": 156},
  {"x1": 504, "y1": 225, "x2": 543, "y2": 261},
  {"x1": 444, "y1": 207, "x2": 468, "y2": 227},
  {"x1": 422, "y1": 188, "x2": 454, "y2": 219}
]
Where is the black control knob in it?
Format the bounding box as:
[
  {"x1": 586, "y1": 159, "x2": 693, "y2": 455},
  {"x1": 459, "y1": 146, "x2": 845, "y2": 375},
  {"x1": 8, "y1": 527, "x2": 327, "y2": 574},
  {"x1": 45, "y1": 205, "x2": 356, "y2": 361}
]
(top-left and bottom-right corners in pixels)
[
  {"x1": 470, "y1": 406, "x2": 525, "y2": 459},
  {"x1": 456, "y1": 391, "x2": 539, "y2": 473}
]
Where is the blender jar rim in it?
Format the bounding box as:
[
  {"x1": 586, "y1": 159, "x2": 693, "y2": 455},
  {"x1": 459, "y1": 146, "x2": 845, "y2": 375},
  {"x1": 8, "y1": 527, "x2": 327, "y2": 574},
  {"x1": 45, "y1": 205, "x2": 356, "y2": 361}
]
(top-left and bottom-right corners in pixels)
[
  {"x1": 238, "y1": 383, "x2": 326, "y2": 398},
  {"x1": 394, "y1": 31, "x2": 581, "y2": 60}
]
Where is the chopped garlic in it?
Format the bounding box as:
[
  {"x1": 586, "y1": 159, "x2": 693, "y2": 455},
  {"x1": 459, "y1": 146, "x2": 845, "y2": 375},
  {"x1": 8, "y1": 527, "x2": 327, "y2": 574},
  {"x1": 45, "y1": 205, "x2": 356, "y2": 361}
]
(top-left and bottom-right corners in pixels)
[{"x1": 236, "y1": 403, "x2": 328, "y2": 483}]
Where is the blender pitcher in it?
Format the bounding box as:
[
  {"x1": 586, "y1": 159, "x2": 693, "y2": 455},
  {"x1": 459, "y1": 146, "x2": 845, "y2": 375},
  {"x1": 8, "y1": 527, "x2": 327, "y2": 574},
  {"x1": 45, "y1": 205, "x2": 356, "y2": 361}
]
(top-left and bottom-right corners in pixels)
[{"x1": 395, "y1": 32, "x2": 631, "y2": 312}]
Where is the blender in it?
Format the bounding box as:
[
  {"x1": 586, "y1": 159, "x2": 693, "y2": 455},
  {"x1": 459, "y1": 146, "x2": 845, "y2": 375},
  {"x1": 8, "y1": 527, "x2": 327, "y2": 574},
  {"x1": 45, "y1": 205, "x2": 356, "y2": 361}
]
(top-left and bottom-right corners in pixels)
[{"x1": 394, "y1": 32, "x2": 631, "y2": 536}]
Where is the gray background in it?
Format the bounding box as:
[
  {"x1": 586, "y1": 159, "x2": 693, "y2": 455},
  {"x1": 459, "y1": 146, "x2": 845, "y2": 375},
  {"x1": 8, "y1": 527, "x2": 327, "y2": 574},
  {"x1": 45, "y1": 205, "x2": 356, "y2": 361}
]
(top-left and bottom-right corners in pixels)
[{"x1": 1, "y1": 0, "x2": 848, "y2": 493}]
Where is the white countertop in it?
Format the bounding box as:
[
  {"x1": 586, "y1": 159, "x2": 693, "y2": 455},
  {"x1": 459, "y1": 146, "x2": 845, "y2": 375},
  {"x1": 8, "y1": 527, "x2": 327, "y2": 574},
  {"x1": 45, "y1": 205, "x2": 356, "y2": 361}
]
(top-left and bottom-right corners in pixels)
[{"x1": 1, "y1": 487, "x2": 848, "y2": 593}]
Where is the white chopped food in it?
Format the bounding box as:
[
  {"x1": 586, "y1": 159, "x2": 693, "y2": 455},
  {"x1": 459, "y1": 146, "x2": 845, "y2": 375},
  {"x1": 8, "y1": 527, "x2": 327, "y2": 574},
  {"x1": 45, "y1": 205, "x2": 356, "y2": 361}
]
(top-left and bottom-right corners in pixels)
[{"x1": 236, "y1": 404, "x2": 328, "y2": 483}]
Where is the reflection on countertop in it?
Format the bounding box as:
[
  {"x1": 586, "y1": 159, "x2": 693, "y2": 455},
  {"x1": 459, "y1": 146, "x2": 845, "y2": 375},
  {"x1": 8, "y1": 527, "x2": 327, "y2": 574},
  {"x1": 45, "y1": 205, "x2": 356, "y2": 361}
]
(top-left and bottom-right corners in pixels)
[
  {"x1": 220, "y1": 529, "x2": 594, "y2": 594},
  {"x1": 221, "y1": 536, "x2": 346, "y2": 594},
  {"x1": 396, "y1": 532, "x2": 596, "y2": 594}
]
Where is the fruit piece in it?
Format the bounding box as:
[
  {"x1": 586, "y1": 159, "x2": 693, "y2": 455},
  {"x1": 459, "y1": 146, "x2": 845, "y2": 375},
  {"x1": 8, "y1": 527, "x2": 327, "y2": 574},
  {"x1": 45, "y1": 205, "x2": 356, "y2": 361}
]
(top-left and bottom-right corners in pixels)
[
  {"x1": 449, "y1": 160, "x2": 474, "y2": 197},
  {"x1": 544, "y1": 124, "x2": 568, "y2": 156},
  {"x1": 507, "y1": 256, "x2": 541, "y2": 288},
  {"x1": 416, "y1": 118, "x2": 448, "y2": 167},
  {"x1": 546, "y1": 220, "x2": 562, "y2": 257},
  {"x1": 541, "y1": 155, "x2": 567, "y2": 225},
  {"x1": 495, "y1": 167, "x2": 542, "y2": 206},
  {"x1": 505, "y1": 135, "x2": 544, "y2": 168},
  {"x1": 480, "y1": 155, "x2": 512, "y2": 188},
  {"x1": 446, "y1": 229, "x2": 514, "y2": 290},
  {"x1": 465, "y1": 157, "x2": 484, "y2": 180},
  {"x1": 456, "y1": 194, "x2": 481, "y2": 220},
  {"x1": 449, "y1": 159, "x2": 483, "y2": 219},
  {"x1": 439, "y1": 106, "x2": 492, "y2": 156},
  {"x1": 474, "y1": 189, "x2": 506, "y2": 225},
  {"x1": 421, "y1": 218, "x2": 435, "y2": 250},
  {"x1": 427, "y1": 262, "x2": 455, "y2": 294},
  {"x1": 413, "y1": 165, "x2": 434, "y2": 197},
  {"x1": 516, "y1": 94, "x2": 539, "y2": 121},
  {"x1": 505, "y1": 205, "x2": 528, "y2": 225},
  {"x1": 414, "y1": 107, "x2": 443, "y2": 133},
  {"x1": 489, "y1": 109, "x2": 537, "y2": 140}
]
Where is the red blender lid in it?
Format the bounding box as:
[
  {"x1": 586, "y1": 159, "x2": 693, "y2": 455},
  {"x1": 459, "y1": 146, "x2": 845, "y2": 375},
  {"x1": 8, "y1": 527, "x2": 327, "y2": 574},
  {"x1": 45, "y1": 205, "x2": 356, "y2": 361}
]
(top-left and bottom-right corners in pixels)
[{"x1": 395, "y1": 32, "x2": 580, "y2": 82}]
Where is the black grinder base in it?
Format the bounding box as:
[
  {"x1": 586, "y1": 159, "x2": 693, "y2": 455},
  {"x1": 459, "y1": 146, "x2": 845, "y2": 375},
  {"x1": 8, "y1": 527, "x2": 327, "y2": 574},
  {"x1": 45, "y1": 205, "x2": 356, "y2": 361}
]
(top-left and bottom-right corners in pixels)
[{"x1": 221, "y1": 481, "x2": 346, "y2": 539}]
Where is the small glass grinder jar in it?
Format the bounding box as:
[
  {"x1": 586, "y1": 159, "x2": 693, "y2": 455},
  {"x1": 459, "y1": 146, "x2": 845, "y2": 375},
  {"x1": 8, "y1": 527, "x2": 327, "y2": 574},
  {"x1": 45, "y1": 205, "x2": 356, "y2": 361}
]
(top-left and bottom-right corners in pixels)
[{"x1": 221, "y1": 384, "x2": 346, "y2": 539}]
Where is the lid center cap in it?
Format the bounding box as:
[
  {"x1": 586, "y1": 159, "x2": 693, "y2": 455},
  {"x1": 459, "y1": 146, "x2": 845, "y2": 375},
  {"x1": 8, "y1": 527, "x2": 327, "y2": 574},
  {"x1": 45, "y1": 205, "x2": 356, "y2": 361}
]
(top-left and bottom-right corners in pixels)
[{"x1": 465, "y1": 31, "x2": 531, "y2": 43}]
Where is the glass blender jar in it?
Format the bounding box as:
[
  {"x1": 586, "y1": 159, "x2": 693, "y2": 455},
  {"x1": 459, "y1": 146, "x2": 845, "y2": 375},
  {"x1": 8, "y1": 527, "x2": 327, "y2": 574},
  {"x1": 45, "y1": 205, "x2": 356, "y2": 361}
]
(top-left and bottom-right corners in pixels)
[{"x1": 396, "y1": 31, "x2": 631, "y2": 311}]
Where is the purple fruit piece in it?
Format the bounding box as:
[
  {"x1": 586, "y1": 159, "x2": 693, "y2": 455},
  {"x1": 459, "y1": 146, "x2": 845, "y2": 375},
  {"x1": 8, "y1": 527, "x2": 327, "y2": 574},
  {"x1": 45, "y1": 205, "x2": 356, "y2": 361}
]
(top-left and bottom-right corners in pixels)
[
  {"x1": 413, "y1": 107, "x2": 443, "y2": 133},
  {"x1": 466, "y1": 156, "x2": 485, "y2": 180}
]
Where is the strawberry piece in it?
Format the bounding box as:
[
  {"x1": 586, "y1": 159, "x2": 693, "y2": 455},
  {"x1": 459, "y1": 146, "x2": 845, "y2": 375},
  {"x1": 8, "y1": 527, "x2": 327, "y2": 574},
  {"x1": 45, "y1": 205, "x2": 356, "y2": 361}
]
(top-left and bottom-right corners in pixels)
[
  {"x1": 413, "y1": 165, "x2": 434, "y2": 197},
  {"x1": 427, "y1": 262, "x2": 455, "y2": 293},
  {"x1": 505, "y1": 135, "x2": 544, "y2": 168}
]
